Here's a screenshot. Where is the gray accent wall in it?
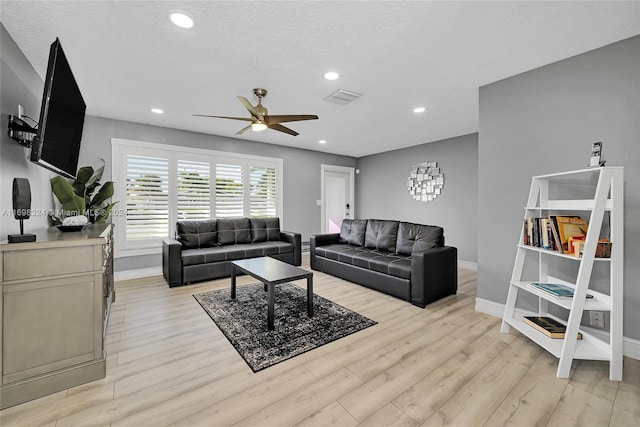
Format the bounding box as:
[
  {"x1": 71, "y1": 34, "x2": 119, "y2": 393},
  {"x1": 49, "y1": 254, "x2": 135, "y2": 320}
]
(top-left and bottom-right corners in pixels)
[
  {"x1": 356, "y1": 133, "x2": 478, "y2": 264},
  {"x1": 0, "y1": 24, "x2": 54, "y2": 238},
  {"x1": 478, "y1": 36, "x2": 640, "y2": 340},
  {"x1": 82, "y1": 116, "x2": 356, "y2": 271}
]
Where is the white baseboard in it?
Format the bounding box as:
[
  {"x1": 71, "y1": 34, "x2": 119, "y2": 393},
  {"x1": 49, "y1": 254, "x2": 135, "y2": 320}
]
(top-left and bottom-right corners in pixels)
[
  {"x1": 115, "y1": 267, "x2": 163, "y2": 281},
  {"x1": 458, "y1": 261, "x2": 478, "y2": 271},
  {"x1": 475, "y1": 297, "x2": 640, "y2": 361}
]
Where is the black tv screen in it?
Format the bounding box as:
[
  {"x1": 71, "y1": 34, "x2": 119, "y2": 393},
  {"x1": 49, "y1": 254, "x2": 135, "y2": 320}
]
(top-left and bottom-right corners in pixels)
[{"x1": 30, "y1": 38, "x2": 86, "y2": 179}]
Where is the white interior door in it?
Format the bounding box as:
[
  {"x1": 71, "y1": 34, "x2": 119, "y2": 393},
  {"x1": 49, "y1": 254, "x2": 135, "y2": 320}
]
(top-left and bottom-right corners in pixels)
[{"x1": 321, "y1": 165, "x2": 355, "y2": 233}]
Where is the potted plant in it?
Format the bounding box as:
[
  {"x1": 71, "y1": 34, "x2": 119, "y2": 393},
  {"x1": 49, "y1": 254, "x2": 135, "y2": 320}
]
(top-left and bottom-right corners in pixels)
[{"x1": 50, "y1": 159, "x2": 116, "y2": 226}]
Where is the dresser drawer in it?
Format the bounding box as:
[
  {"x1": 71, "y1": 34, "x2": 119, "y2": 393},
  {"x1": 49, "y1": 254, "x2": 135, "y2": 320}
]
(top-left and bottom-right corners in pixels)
[{"x1": 3, "y1": 246, "x2": 96, "y2": 281}]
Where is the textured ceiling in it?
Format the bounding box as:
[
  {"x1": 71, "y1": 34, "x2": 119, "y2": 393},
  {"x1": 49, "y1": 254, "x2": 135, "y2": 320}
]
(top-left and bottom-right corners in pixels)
[{"x1": 2, "y1": 1, "x2": 639, "y2": 157}]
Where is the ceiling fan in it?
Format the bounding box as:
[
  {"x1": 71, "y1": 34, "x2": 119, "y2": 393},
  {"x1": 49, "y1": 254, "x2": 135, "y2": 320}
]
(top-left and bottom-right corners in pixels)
[{"x1": 194, "y1": 88, "x2": 318, "y2": 136}]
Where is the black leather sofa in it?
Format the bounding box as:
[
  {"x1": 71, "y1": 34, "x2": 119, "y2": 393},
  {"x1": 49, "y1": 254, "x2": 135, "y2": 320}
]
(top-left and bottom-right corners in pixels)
[
  {"x1": 163, "y1": 217, "x2": 301, "y2": 287},
  {"x1": 310, "y1": 219, "x2": 457, "y2": 307}
]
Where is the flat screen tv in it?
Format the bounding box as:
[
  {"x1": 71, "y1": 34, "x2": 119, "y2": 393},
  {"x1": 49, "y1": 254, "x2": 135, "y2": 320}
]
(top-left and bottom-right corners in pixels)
[{"x1": 30, "y1": 38, "x2": 86, "y2": 179}]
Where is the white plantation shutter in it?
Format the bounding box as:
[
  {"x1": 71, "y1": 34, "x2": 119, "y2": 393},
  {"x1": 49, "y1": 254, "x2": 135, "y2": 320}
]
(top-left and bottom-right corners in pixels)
[
  {"x1": 125, "y1": 154, "x2": 169, "y2": 240},
  {"x1": 177, "y1": 159, "x2": 211, "y2": 220},
  {"x1": 112, "y1": 139, "x2": 283, "y2": 256},
  {"x1": 250, "y1": 166, "x2": 277, "y2": 217},
  {"x1": 215, "y1": 163, "x2": 244, "y2": 217}
]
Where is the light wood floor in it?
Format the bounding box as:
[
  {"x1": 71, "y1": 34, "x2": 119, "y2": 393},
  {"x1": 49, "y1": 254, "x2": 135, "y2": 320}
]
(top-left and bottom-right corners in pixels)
[{"x1": 1, "y1": 255, "x2": 638, "y2": 426}]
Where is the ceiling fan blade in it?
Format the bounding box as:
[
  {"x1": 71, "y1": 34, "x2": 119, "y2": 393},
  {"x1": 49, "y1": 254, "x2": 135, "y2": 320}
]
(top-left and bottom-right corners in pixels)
[
  {"x1": 265, "y1": 114, "x2": 319, "y2": 125},
  {"x1": 269, "y1": 124, "x2": 299, "y2": 136},
  {"x1": 236, "y1": 124, "x2": 253, "y2": 135},
  {"x1": 237, "y1": 96, "x2": 261, "y2": 119},
  {"x1": 193, "y1": 114, "x2": 253, "y2": 121}
]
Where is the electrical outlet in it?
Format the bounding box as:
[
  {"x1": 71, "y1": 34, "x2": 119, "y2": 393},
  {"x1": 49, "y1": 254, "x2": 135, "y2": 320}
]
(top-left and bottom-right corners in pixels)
[
  {"x1": 589, "y1": 311, "x2": 605, "y2": 328},
  {"x1": 18, "y1": 104, "x2": 24, "y2": 119}
]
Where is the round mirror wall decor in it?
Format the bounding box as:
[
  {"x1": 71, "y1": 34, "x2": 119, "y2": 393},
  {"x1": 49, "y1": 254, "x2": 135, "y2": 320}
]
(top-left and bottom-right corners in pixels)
[{"x1": 407, "y1": 161, "x2": 444, "y2": 202}]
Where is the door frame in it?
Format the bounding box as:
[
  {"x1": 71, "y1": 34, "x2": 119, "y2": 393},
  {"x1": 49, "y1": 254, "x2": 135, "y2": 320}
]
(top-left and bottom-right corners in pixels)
[{"x1": 320, "y1": 164, "x2": 355, "y2": 233}]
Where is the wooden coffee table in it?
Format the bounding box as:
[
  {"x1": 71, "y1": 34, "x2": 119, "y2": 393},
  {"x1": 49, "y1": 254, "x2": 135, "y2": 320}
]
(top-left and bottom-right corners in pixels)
[{"x1": 230, "y1": 257, "x2": 313, "y2": 330}]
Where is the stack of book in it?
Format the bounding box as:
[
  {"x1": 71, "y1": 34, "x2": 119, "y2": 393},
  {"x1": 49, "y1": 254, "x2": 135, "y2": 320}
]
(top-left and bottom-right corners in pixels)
[
  {"x1": 529, "y1": 282, "x2": 594, "y2": 299},
  {"x1": 523, "y1": 316, "x2": 583, "y2": 339},
  {"x1": 522, "y1": 215, "x2": 611, "y2": 258}
]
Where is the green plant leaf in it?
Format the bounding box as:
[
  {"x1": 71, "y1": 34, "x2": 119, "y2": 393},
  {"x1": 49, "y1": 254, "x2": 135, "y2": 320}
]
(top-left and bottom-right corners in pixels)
[
  {"x1": 86, "y1": 159, "x2": 105, "y2": 191},
  {"x1": 89, "y1": 181, "x2": 114, "y2": 207},
  {"x1": 49, "y1": 214, "x2": 62, "y2": 226},
  {"x1": 51, "y1": 176, "x2": 86, "y2": 213},
  {"x1": 74, "y1": 166, "x2": 94, "y2": 197},
  {"x1": 94, "y1": 202, "x2": 117, "y2": 223}
]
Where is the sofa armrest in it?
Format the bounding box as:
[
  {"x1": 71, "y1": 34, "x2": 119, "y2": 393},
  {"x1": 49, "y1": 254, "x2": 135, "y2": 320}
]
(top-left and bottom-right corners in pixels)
[
  {"x1": 410, "y1": 246, "x2": 458, "y2": 307},
  {"x1": 309, "y1": 233, "x2": 340, "y2": 270},
  {"x1": 162, "y1": 238, "x2": 183, "y2": 287},
  {"x1": 280, "y1": 231, "x2": 302, "y2": 266}
]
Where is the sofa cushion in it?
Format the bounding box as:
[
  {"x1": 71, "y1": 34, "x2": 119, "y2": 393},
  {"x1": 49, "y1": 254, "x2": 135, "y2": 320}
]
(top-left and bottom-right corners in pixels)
[
  {"x1": 352, "y1": 250, "x2": 412, "y2": 280},
  {"x1": 176, "y1": 220, "x2": 217, "y2": 249},
  {"x1": 217, "y1": 218, "x2": 252, "y2": 245},
  {"x1": 396, "y1": 222, "x2": 444, "y2": 255},
  {"x1": 338, "y1": 219, "x2": 367, "y2": 247},
  {"x1": 250, "y1": 217, "x2": 281, "y2": 242},
  {"x1": 314, "y1": 244, "x2": 368, "y2": 265},
  {"x1": 365, "y1": 220, "x2": 399, "y2": 252},
  {"x1": 181, "y1": 241, "x2": 294, "y2": 266}
]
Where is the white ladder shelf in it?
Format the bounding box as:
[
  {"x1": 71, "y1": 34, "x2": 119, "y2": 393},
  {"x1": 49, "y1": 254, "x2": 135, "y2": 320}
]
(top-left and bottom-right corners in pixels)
[{"x1": 500, "y1": 167, "x2": 624, "y2": 380}]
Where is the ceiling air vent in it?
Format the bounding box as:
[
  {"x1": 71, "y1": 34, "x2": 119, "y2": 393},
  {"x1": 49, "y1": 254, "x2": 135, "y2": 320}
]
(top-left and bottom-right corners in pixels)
[{"x1": 324, "y1": 89, "x2": 362, "y2": 105}]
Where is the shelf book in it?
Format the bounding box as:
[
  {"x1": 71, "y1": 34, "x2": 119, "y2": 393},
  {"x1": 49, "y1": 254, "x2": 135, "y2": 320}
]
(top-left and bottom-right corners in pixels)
[
  {"x1": 523, "y1": 217, "x2": 556, "y2": 250},
  {"x1": 529, "y1": 282, "x2": 593, "y2": 299},
  {"x1": 555, "y1": 216, "x2": 588, "y2": 254},
  {"x1": 523, "y1": 316, "x2": 583, "y2": 339}
]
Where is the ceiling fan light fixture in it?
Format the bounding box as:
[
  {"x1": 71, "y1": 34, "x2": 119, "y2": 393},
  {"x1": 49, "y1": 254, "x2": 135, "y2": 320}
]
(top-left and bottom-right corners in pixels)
[
  {"x1": 169, "y1": 12, "x2": 194, "y2": 29},
  {"x1": 324, "y1": 72, "x2": 340, "y2": 81},
  {"x1": 251, "y1": 122, "x2": 268, "y2": 132}
]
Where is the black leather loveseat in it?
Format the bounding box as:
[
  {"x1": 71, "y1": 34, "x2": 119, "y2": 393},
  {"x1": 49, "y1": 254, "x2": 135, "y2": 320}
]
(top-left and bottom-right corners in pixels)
[
  {"x1": 163, "y1": 217, "x2": 301, "y2": 287},
  {"x1": 310, "y1": 219, "x2": 457, "y2": 307}
]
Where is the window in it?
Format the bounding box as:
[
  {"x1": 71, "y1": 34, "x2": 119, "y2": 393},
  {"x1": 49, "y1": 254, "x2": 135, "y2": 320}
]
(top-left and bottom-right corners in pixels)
[
  {"x1": 112, "y1": 139, "x2": 283, "y2": 257},
  {"x1": 215, "y1": 163, "x2": 244, "y2": 218},
  {"x1": 250, "y1": 165, "x2": 277, "y2": 217},
  {"x1": 125, "y1": 154, "x2": 169, "y2": 241},
  {"x1": 177, "y1": 159, "x2": 210, "y2": 220}
]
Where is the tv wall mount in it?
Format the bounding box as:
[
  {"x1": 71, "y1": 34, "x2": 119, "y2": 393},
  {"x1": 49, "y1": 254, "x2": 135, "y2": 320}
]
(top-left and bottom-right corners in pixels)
[{"x1": 8, "y1": 115, "x2": 37, "y2": 147}]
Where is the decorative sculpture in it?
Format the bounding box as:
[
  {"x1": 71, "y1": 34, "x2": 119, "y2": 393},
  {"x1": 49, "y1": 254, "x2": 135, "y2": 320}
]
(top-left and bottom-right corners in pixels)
[{"x1": 407, "y1": 161, "x2": 444, "y2": 202}]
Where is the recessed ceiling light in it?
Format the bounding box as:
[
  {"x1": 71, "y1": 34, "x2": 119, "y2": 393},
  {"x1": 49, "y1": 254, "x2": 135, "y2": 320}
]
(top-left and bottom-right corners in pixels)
[
  {"x1": 318, "y1": 140, "x2": 327, "y2": 144},
  {"x1": 169, "y1": 12, "x2": 194, "y2": 29},
  {"x1": 151, "y1": 108, "x2": 164, "y2": 114},
  {"x1": 324, "y1": 72, "x2": 340, "y2": 81},
  {"x1": 413, "y1": 107, "x2": 426, "y2": 113}
]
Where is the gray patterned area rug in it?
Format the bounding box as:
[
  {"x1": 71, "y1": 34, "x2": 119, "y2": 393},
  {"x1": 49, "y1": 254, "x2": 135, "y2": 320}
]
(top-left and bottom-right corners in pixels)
[{"x1": 193, "y1": 283, "x2": 377, "y2": 372}]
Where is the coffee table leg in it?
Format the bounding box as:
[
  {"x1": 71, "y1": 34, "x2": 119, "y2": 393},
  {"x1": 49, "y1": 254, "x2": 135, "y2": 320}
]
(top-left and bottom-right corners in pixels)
[
  {"x1": 267, "y1": 283, "x2": 274, "y2": 330},
  {"x1": 307, "y1": 276, "x2": 314, "y2": 317},
  {"x1": 231, "y1": 266, "x2": 236, "y2": 299}
]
